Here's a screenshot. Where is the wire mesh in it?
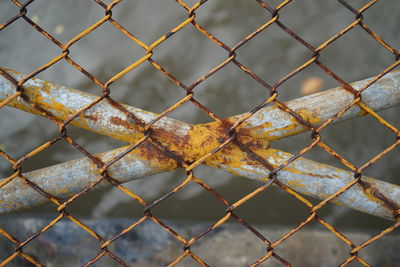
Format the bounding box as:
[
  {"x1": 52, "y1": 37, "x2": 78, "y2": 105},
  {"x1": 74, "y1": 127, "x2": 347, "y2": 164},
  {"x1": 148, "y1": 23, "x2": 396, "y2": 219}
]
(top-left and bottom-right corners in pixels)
[{"x1": 0, "y1": 0, "x2": 399, "y2": 266}]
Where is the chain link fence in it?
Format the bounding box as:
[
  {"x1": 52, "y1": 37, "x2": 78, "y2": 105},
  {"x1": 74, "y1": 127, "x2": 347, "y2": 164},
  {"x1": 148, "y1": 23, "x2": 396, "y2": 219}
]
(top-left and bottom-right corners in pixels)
[{"x1": 1, "y1": 0, "x2": 400, "y2": 266}]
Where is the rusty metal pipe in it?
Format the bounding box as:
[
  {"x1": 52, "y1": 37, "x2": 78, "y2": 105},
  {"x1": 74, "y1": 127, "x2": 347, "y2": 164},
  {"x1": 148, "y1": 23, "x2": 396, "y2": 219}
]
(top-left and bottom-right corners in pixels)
[
  {"x1": 0, "y1": 68, "x2": 192, "y2": 144},
  {"x1": 1, "y1": 68, "x2": 400, "y2": 220},
  {"x1": 207, "y1": 147, "x2": 400, "y2": 221},
  {"x1": 0, "y1": 145, "x2": 177, "y2": 214},
  {"x1": 2, "y1": 68, "x2": 399, "y2": 146},
  {"x1": 1, "y1": 141, "x2": 399, "y2": 220},
  {"x1": 224, "y1": 71, "x2": 400, "y2": 141}
]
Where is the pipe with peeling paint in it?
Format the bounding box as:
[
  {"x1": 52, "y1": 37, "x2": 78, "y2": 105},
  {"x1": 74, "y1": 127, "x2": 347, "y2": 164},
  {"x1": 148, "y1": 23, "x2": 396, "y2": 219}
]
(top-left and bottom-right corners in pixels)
[
  {"x1": 1, "y1": 68, "x2": 400, "y2": 220},
  {"x1": 0, "y1": 68, "x2": 192, "y2": 144},
  {"x1": 224, "y1": 70, "x2": 400, "y2": 141},
  {"x1": 207, "y1": 147, "x2": 400, "y2": 220},
  {"x1": 0, "y1": 145, "x2": 177, "y2": 214},
  {"x1": 1, "y1": 141, "x2": 399, "y2": 220},
  {"x1": 2, "y1": 68, "x2": 399, "y2": 147}
]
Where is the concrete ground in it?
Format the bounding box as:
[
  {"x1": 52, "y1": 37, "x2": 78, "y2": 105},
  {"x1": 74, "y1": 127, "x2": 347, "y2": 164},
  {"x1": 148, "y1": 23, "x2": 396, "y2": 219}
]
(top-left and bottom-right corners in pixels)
[{"x1": 1, "y1": 217, "x2": 399, "y2": 266}]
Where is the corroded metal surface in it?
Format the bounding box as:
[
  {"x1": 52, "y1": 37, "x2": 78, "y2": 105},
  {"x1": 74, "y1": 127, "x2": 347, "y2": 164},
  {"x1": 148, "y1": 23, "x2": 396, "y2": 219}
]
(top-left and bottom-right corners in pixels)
[
  {"x1": 0, "y1": 68, "x2": 191, "y2": 144},
  {"x1": 209, "y1": 148, "x2": 400, "y2": 220},
  {"x1": 227, "y1": 71, "x2": 400, "y2": 141},
  {"x1": 1, "y1": 69, "x2": 400, "y2": 220},
  {"x1": 0, "y1": 145, "x2": 177, "y2": 214}
]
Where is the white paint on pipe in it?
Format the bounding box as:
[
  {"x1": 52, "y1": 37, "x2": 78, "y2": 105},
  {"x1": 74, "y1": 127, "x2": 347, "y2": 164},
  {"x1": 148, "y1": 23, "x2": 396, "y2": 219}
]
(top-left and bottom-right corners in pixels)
[
  {"x1": 211, "y1": 148, "x2": 400, "y2": 220},
  {"x1": 0, "y1": 68, "x2": 192, "y2": 141},
  {"x1": 238, "y1": 71, "x2": 400, "y2": 140},
  {"x1": 0, "y1": 146, "x2": 166, "y2": 214}
]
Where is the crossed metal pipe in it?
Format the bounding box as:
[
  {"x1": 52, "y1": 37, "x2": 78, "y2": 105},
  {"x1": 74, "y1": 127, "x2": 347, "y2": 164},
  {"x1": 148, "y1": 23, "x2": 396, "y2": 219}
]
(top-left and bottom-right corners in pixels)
[{"x1": 1, "y1": 68, "x2": 400, "y2": 220}]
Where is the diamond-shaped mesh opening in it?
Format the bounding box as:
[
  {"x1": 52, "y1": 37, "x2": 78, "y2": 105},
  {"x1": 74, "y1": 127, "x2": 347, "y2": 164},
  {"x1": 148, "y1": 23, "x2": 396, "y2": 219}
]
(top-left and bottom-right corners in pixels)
[
  {"x1": 29, "y1": 61, "x2": 87, "y2": 94},
  {"x1": 277, "y1": 0, "x2": 357, "y2": 47},
  {"x1": 189, "y1": 218, "x2": 270, "y2": 266},
  {"x1": 149, "y1": 24, "x2": 229, "y2": 86},
  {"x1": 268, "y1": 63, "x2": 343, "y2": 102},
  {"x1": 354, "y1": 227, "x2": 400, "y2": 265},
  {"x1": 149, "y1": 177, "x2": 228, "y2": 222},
  {"x1": 0, "y1": 108, "x2": 59, "y2": 162},
  {"x1": 359, "y1": 2, "x2": 400, "y2": 44},
  {"x1": 108, "y1": 0, "x2": 189, "y2": 45},
  {"x1": 26, "y1": 0, "x2": 105, "y2": 44},
  {"x1": 1, "y1": 17, "x2": 60, "y2": 73},
  {"x1": 191, "y1": 63, "x2": 271, "y2": 120},
  {"x1": 271, "y1": 221, "x2": 352, "y2": 266},
  {"x1": 65, "y1": 21, "x2": 146, "y2": 84},
  {"x1": 37, "y1": 59, "x2": 103, "y2": 96},
  {"x1": 232, "y1": 185, "x2": 310, "y2": 226},
  {"x1": 317, "y1": 26, "x2": 397, "y2": 82},
  {"x1": 20, "y1": 217, "x2": 104, "y2": 265},
  {"x1": 95, "y1": 168, "x2": 184, "y2": 218},
  {"x1": 363, "y1": 143, "x2": 400, "y2": 185},
  {"x1": 17, "y1": 137, "x2": 75, "y2": 173},
  {"x1": 194, "y1": 0, "x2": 277, "y2": 47},
  {"x1": 317, "y1": 111, "x2": 398, "y2": 176},
  {"x1": 58, "y1": 185, "x2": 110, "y2": 218},
  {"x1": 107, "y1": 63, "x2": 187, "y2": 116},
  {"x1": 233, "y1": 23, "x2": 313, "y2": 87},
  {"x1": 107, "y1": 219, "x2": 185, "y2": 265}
]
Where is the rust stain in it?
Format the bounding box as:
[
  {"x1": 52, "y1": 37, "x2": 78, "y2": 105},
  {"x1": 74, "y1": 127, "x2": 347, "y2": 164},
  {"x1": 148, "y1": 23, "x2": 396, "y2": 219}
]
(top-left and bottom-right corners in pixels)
[
  {"x1": 84, "y1": 114, "x2": 98, "y2": 121},
  {"x1": 136, "y1": 142, "x2": 175, "y2": 166},
  {"x1": 359, "y1": 180, "x2": 400, "y2": 217},
  {"x1": 152, "y1": 126, "x2": 191, "y2": 153},
  {"x1": 110, "y1": 116, "x2": 131, "y2": 129},
  {"x1": 299, "y1": 171, "x2": 334, "y2": 179}
]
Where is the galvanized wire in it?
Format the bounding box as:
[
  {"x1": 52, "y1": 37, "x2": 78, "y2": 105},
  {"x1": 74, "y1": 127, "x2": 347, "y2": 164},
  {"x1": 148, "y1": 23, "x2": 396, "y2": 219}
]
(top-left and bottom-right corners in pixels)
[{"x1": 0, "y1": 0, "x2": 399, "y2": 266}]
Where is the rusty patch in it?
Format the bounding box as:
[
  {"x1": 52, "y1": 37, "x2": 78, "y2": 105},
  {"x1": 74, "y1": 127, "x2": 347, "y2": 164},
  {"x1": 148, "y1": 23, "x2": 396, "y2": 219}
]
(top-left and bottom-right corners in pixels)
[
  {"x1": 110, "y1": 116, "x2": 131, "y2": 129},
  {"x1": 152, "y1": 126, "x2": 190, "y2": 148},
  {"x1": 106, "y1": 97, "x2": 145, "y2": 127},
  {"x1": 136, "y1": 141, "x2": 177, "y2": 167},
  {"x1": 243, "y1": 139, "x2": 269, "y2": 151},
  {"x1": 84, "y1": 114, "x2": 98, "y2": 121},
  {"x1": 300, "y1": 171, "x2": 334, "y2": 179},
  {"x1": 359, "y1": 180, "x2": 400, "y2": 216}
]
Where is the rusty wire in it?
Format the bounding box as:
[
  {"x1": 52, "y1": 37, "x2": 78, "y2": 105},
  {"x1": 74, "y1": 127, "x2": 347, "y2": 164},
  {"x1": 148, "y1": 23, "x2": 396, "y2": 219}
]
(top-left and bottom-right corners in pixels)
[{"x1": 1, "y1": 0, "x2": 400, "y2": 266}]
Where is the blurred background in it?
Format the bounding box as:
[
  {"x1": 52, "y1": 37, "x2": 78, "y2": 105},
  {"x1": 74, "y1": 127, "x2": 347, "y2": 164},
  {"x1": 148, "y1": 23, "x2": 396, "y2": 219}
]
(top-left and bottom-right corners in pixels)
[{"x1": 1, "y1": 0, "x2": 399, "y2": 232}]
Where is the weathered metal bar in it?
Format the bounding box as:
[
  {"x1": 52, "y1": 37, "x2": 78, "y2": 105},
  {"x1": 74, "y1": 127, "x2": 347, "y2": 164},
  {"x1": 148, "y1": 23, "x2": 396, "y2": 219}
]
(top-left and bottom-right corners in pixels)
[
  {"x1": 0, "y1": 68, "x2": 192, "y2": 144},
  {"x1": 2, "y1": 68, "x2": 399, "y2": 147},
  {"x1": 1, "y1": 140, "x2": 399, "y2": 220},
  {"x1": 207, "y1": 147, "x2": 400, "y2": 221},
  {"x1": 0, "y1": 145, "x2": 177, "y2": 214},
  {"x1": 1, "y1": 68, "x2": 400, "y2": 220},
  {"x1": 223, "y1": 71, "x2": 400, "y2": 141}
]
